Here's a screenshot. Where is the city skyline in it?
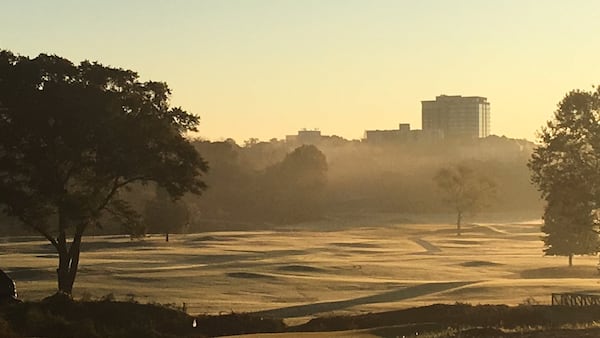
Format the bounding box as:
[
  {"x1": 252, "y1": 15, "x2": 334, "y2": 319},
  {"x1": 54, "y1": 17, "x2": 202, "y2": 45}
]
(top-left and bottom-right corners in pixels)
[{"x1": 3, "y1": 1, "x2": 600, "y2": 142}]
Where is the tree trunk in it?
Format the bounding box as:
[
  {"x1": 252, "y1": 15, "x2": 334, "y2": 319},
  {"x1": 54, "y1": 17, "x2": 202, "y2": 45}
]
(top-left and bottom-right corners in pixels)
[
  {"x1": 456, "y1": 211, "x2": 462, "y2": 236},
  {"x1": 55, "y1": 223, "x2": 84, "y2": 296},
  {"x1": 569, "y1": 254, "x2": 573, "y2": 267}
]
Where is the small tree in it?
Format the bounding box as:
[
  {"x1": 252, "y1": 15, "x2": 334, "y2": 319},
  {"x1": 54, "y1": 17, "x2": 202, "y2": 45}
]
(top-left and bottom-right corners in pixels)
[
  {"x1": 144, "y1": 187, "x2": 189, "y2": 242},
  {"x1": 434, "y1": 164, "x2": 496, "y2": 235},
  {"x1": 0, "y1": 51, "x2": 208, "y2": 295},
  {"x1": 529, "y1": 88, "x2": 600, "y2": 265}
]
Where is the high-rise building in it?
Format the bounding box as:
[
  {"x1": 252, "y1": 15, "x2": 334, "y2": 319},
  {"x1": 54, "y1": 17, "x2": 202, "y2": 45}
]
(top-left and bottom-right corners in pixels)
[{"x1": 421, "y1": 95, "x2": 490, "y2": 139}]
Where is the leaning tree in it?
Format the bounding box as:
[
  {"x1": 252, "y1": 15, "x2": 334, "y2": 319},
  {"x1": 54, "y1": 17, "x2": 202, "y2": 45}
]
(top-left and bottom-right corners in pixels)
[
  {"x1": 0, "y1": 50, "x2": 208, "y2": 295},
  {"x1": 528, "y1": 88, "x2": 600, "y2": 266}
]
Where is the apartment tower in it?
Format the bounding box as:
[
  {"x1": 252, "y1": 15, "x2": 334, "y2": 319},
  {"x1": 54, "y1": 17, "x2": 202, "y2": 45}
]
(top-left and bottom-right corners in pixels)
[{"x1": 421, "y1": 95, "x2": 490, "y2": 139}]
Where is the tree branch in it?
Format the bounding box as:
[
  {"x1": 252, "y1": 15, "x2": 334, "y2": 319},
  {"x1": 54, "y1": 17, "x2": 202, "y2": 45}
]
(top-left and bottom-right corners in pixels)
[
  {"x1": 21, "y1": 218, "x2": 58, "y2": 249},
  {"x1": 95, "y1": 176, "x2": 148, "y2": 214}
]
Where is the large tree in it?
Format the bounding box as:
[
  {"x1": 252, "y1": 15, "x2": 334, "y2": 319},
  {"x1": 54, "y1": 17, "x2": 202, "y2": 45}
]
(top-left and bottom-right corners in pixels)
[
  {"x1": 529, "y1": 88, "x2": 600, "y2": 265},
  {"x1": 434, "y1": 163, "x2": 496, "y2": 236},
  {"x1": 0, "y1": 51, "x2": 208, "y2": 295}
]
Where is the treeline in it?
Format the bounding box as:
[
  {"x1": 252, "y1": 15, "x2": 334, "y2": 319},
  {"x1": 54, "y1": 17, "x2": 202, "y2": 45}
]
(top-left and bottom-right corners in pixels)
[
  {"x1": 0, "y1": 135, "x2": 542, "y2": 236},
  {"x1": 188, "y1": 142, "x2": 328, "y2": 227},
  {"x1": 182, "y1": 135, "x2": 540, "y2": 231}
]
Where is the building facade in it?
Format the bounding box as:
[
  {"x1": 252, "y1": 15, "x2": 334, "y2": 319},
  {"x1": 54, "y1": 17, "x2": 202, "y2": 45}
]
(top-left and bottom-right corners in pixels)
[
  {"x1": 364, "y1": 123, "x2": 443, "y2": 144},
  {"x1": 285, "y1": 129, "x2": 322, "y2": 145},
  {"x1": 421, "y1": 95, "x2": 490, "y2": 139}
]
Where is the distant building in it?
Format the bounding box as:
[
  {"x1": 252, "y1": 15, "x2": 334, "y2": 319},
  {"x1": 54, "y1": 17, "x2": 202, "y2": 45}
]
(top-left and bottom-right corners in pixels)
[
  {"x1": 365, "y1": 124, "x2": 410, "y2": 143},
  {"x1": 421, "y1": 95, "x2": 490, "y2": 139},
  {"x1": 365, "y1": 123, "x2": 442, "y2": 144},
  {"x1": 285, "y1": 129, "x2": 322, "y2": 145}
]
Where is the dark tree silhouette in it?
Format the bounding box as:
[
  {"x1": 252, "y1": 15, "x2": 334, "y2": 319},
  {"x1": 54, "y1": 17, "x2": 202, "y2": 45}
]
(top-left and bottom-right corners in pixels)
[
  {"x1": 0, "y1": 50, "x2": 208, "y2": 295},
  {"x1": 144, "y1": 186, "x2": 190, "y2": 242},
  {"x1": 529, "y1": 88, "x2": 600, "y2": 266},
  {"x1": 434, "y1": 164, "x2": 496, "y2": 235},
  {"x1": 264, "y1": 145, "x2": 328, "y2": 222}
]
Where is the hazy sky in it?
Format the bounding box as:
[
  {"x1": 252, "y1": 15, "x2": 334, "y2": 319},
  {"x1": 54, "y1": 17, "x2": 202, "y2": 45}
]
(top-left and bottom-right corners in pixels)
[{"x1": 2, "y1": 1, "x2": 600, "y2": 142}]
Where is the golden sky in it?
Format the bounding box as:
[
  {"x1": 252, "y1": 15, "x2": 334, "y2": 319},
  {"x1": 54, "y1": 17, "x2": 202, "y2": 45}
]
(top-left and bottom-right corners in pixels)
[{"x1": 3, "y1": 1, "x2": 600, "y2": 142}]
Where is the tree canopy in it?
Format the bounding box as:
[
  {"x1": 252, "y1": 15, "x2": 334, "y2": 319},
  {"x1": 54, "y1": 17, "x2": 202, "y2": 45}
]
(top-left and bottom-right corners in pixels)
[
  {"x1": 434, "y1": 163, "x2": 496, "y2": 235},
  {"x1": 529, "y1": 88, "x2": 600, "y2": 266},
  {"x1": 263, "y1": 145, "x2": 328, "y2": 222},
  {"x1": 0, "y1": 50, "x2": 208, "y2": 294}
]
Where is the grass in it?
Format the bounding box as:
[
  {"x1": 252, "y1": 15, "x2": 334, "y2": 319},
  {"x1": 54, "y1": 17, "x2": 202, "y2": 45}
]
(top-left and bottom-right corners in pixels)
[{"x1": 2, "y1": 214, "x2": 600, "y2": 335}]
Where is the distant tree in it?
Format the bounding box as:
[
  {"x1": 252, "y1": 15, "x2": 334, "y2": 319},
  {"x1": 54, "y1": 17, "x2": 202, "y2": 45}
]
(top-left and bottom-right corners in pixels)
[
  {"x1": 144, "y1": 187, "x2": 190, "y2": 242},
  {"x1": 434, "y1": 164, "x2": 496, "y2": 235},
  {"x1": 244, "y1": 138, "x2": 259, "y2": 147},
  {"x1": 190, "y1": 140, "x2": 256, "y2": 222},
  {"x1": 529, "y1": 88, "x2": 600, "y2": 266},
  {"x1": 264, "y1": 145, "x2": 328, "y2": 222},
  {"x1": 0, "y1": 50, "x2": 208, "y2": 295}
]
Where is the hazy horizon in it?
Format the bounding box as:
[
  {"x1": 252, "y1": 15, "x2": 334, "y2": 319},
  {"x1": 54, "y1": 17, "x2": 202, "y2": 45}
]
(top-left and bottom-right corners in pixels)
[{"x1": 3, "y1": 0, "x2": 600, "y2": 143}]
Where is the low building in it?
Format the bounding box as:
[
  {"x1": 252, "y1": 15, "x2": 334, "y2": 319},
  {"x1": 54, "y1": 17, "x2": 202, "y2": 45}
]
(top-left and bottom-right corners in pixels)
[
  {"x1": 286, "y1": 129, "x2": 322, "y2": 145},
  {"x1": 365, "y1": 123, "x2": 442, "y2": 144}
]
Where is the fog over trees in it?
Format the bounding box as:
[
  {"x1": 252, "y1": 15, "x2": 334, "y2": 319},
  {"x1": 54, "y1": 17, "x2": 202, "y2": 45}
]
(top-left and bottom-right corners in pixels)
[
  {"x1": 180, "y1": 135, "x2": 540, "y2": 231},
  {"x1": 434, "y1": 164, "x2": 497, "y2": 236}
]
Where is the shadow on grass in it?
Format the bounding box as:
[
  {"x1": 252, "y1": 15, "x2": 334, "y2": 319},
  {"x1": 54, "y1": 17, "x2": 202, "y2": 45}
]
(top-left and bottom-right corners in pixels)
[
  {"x1": 520, "y1": 266, "x2": 598, "y2": 279},
  {"x1": 253, "y1": 281, "x2": 475, "y2": 318}
]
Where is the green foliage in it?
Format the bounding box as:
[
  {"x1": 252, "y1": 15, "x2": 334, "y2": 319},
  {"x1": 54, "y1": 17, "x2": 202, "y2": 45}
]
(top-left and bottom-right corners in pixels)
[
  {"x1": 542, "y1": 196, "x2": 598, "y2": 259},
  {"x1": 0, "y1": 50, "x2": 208, "y2": 293},
  {"x1": 528, "y1": 87, "x2": 600, "y2": 264}
]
